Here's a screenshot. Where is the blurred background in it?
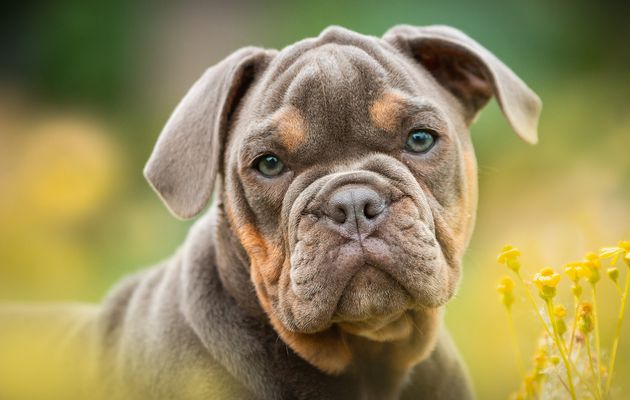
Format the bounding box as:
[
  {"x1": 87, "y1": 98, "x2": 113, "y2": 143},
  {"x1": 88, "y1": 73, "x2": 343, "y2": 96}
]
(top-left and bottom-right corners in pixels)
[{"x1": 1, "y1": 0, "x2": 629, "y2": 398}]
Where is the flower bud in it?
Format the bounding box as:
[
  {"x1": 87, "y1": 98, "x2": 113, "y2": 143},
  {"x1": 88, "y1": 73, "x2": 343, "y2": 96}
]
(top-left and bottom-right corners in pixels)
[
  {"x1": 497, "y1": 277, "x2": 516, "y2": 309},
  {"x1": 507, "y1": 258, "x2": 521, "y2": 273},
  {"x1": 556, "y1": 318, "x2": 567, "y2": 337},
  {"x1": 553, "y1": 304, "x2": 567, "y2": 319},
  {"x1": 608, "y1": 267, "x2": 619, "y2": 284},
  {"x1": 579, "y1": 315, "x2": 593, "y2": 334}
]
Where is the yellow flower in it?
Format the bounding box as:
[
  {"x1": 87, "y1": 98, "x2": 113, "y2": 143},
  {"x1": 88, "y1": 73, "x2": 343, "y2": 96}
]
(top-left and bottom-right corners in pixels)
[
  {"x1": 497, "y1": 276, "x2": 515, "y2": 294},
  {"x1": 578, "y1": 301, "x2": 594, "y2": 334},
  {"x1": 578, "y1": 301, "x2": 593, "y2": 316},
  {"x1": 498, "y1": 245, "x2": 521, "y2": 272},
  {"x1": 533, "y1": 267, "x2": 561, "y2": 299},
  {"x1": 497, "y1": 276, "x2": 516, "y2": 308},
  {"x1": 534, "y1": 267, "x2": 562, "y2": 288},
  {"x1": 533, "y1": 349, "x2": 547, "y2": 370},
  {"x1": 583, "y1": 252, "x2": 601, "y2": 269},
  {"x1": 563, "y1": 262, "x2": 592, "y2": 282},
  {"x1": 523, "y1": 373, "x2": 537, "y2": 396},
  {"x1": 583, "y1": 252, "x2": 601, "y2": 284},
  {"x1": 553, "y1": 304, "x2": 568, "y2": 336},
  {"x1": 599, "y1": 241, "x2": 630, "y2": 266},
  {"x1": 553, "y1": 304, "x2": 567, "y2": 319}
]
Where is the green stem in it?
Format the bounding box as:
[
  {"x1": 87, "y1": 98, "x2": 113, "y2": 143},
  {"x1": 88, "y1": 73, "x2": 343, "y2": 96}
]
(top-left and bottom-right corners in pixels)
[
  {"x1": 568, "y1": 295, "x2": 579, "y2": 356},
  {"x1": 515, "y1": 272, "x2": 554, "y2": 338},
  {"x1": 545, "y1": 298, "x2": 577, "y2": 400},
  {"x1": 585, "y1": 332, "x2": 603, "y2": 400},
  {"x1": 591, "y1": 285, "x2": 603, "y2": 395},
  {"x1": 605, "y1": 268, "x2": 630, "y2": 397},
  {"x1": 506, "y1": 308, "x2": 525, "y2": 377},
  {"x1": 614, "y1": 282, "x2": 623, "y2": 296}
]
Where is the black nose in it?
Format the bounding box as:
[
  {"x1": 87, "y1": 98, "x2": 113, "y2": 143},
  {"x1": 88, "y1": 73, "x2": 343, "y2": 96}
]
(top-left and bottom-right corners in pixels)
[{"x1": 324, "y1": 185, "x2": 387, "y2": 237}]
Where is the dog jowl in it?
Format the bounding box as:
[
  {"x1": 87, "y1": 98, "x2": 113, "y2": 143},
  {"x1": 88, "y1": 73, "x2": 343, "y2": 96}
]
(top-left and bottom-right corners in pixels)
[{"x1": 143, "y1": 25, "x2": 541, "y2": 399}]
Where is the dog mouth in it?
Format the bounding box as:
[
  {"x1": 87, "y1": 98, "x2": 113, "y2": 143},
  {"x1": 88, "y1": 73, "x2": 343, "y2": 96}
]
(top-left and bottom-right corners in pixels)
[{"x1": 331, "y1": 264, "x2": 414, "y2": 325}]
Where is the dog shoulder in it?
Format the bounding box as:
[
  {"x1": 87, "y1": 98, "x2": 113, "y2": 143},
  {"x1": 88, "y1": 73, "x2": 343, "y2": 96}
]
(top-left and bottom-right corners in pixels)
[{"x1": 91, "y1": 256, "x2": 257, "y2": 399}]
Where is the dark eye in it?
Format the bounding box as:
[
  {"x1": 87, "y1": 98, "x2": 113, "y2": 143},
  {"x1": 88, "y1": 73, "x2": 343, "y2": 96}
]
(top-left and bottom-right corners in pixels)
[
  {"x1": 405, "y1": 130, "x2": 436, "y2": 154},
  {"x1": 254, "y1": 154, "x2": 285, "y2": 177}
]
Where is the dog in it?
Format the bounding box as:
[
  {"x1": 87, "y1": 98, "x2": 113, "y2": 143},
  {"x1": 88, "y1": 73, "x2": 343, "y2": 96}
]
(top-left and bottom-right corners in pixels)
[{"x1": 0, "y1": 24, "x2": 540, "y2": 399}]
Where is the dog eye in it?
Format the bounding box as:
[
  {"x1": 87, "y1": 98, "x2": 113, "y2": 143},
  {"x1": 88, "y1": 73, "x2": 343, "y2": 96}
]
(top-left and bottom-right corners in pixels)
[
  {"x1": 254, "y1": 154, "x2": 285, "y2": 177},
  {"x1": 405, "y1": 129, "x2": 436, "y2": 154}
]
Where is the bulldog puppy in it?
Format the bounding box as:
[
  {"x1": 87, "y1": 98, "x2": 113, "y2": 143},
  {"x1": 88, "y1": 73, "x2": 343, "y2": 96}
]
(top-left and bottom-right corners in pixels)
[{"x1": 0, "y1": 25, "x2": 540, "y2": 400}]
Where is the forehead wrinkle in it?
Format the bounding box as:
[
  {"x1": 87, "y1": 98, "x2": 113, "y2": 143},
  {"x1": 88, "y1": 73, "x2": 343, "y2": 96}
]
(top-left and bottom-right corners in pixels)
[{"x1": 270, "y1": 44, "x2": 391, "y2": 105}]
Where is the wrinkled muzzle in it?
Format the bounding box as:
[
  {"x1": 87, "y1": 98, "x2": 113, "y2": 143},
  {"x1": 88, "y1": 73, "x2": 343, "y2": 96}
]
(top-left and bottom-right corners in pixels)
[{"x1": 275, "y1": 156, "x2": 455, "y2": 334}]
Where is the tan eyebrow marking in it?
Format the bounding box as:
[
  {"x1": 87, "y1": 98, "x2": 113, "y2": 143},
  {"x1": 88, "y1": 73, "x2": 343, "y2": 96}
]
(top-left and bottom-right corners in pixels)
[
  {"x1": 369, "y1": 91, "x2": 407, "y2": 133},
  {"x1": 274, "y1": 105, "x2": 307, "y2": 152}
]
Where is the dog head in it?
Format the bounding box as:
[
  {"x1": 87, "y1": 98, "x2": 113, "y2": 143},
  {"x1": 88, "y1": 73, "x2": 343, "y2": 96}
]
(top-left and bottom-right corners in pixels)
[{"x1": 144, "y1": 25, "x2": 541, "y2": 373}]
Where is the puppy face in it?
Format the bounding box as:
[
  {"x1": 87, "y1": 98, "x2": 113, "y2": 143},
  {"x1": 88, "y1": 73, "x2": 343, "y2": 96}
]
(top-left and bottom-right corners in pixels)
[
  {"x1": 144, "y1": 25, "x2": 540, "y2": 373},
  {"x1": 224, "y1": 43, "x2": 476, "y2": 339}
]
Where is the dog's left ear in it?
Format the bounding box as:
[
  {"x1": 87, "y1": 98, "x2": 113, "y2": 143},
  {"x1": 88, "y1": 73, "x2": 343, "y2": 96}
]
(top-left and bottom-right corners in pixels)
[
  {"x1": 144, "y1": 47, "x2": 276, "y2": 219},
  {"x1": 383, "y1": 25, "x2": 541, "y2": 144}
]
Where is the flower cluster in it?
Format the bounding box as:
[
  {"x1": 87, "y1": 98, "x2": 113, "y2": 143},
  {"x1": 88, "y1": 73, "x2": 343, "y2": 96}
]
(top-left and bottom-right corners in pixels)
[{"x1": 496, "y1": 241, "x2": 630, "y2": 400}]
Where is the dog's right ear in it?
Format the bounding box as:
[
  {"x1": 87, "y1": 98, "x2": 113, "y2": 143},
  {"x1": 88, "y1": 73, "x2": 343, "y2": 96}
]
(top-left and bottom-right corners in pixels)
[{"x1": 144, "y1": 47, "x2": 275, "y2": 219}]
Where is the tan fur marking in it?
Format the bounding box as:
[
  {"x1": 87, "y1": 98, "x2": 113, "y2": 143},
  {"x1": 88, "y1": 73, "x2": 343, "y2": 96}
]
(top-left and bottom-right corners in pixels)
[
  {"x1": 249, "y1": 257, "x2": 354, "y2": 373},
  {"x1": 224, "y1": 202, "x2": 282, "y2": 286},
  {"x1": 389, "y1": 308, "x2": 440, "y2": 370},
  {"x1": 238, "y1": 224, "x2": 281, "y2": 285},
  {"x1": 460, "y1": 150, "x2": 478, "y2": 241},
  {"x1": 463, "y1": 150, "x2": 477, "y2": 195},
  {"x1": 369, "y1": 91, "x2": 406, "y2": 133},
  {"x1": 339, "y1": 312, "x2": 413, "y2": 342},
  {"x1": 269, "y1": 316, "x2": 353, "y2": 374},
  {"x1": 275, "y1": 106, "x2": 307, "y2": 152}
]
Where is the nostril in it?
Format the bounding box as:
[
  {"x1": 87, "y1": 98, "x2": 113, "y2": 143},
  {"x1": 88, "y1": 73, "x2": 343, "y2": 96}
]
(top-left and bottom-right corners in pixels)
[
  {"x1": 332, "y1": 205, "x2": 347, "y2": 224},
  {"x1": 363, "y1": 201, "x2": 385, "y2": 220}
]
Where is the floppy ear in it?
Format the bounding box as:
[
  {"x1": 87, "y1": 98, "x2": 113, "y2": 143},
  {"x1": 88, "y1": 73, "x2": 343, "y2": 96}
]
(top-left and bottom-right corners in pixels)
[
  {"x1": 144, "y1": 47, "x2": 275, "y2": 219},
  {"x1": 383, "y1": 25, "x2": 541, "y2": 144}
]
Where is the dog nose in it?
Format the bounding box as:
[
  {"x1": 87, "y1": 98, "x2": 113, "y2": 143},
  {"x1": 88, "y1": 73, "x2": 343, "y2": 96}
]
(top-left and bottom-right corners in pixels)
[{"x1": 325, "y1": 185, "x2": 387, "y2": 236}]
